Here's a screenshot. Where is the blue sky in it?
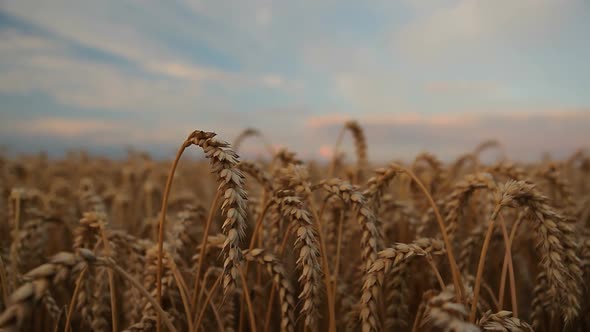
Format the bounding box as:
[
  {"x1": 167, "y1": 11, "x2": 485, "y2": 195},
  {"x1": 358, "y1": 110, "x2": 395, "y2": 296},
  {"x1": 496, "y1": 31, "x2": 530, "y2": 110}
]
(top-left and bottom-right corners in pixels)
[{"x1": 1, "y1": 0, "x2": 589, "y2": 161}]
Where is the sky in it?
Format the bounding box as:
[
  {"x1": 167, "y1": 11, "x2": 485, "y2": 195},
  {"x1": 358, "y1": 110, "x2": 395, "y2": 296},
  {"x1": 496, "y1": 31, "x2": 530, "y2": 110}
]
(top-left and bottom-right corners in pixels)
[{"x1": 0, "y1": 0, "x2": 589, "y2": 161}]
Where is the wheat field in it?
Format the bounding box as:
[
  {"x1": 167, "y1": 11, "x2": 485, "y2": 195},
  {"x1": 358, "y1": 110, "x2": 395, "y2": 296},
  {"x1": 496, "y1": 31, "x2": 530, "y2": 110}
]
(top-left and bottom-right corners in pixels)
[{"x1": 0, "y1": 122, "x2": 589, "y2": 332}]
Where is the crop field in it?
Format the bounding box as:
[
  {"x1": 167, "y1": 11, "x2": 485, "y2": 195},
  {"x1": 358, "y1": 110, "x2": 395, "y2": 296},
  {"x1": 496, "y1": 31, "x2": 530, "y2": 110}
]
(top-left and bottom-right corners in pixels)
[{"x1": 0, "y1": 122, "x2": 588, "y2": 332}]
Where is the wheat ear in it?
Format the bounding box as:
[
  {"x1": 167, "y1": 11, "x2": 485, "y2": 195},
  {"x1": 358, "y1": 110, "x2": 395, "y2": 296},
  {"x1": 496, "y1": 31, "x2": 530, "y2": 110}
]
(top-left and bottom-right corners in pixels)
[{"x1": 359, "y1": 238, "x2": 445, "y2": 332}]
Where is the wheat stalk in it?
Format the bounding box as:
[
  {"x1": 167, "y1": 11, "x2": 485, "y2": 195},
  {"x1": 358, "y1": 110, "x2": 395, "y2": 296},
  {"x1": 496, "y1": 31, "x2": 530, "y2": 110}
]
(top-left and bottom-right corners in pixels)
[
  {"x1": 187, "y1": 130, "x2": 248, "y2": 296},
  {"x1": 492, "y1": 180, "x2": 583, "y2": 323}
]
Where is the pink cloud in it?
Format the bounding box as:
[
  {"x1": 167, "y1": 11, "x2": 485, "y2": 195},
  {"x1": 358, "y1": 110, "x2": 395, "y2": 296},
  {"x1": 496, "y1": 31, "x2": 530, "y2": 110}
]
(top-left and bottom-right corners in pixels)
[
  {"x1": 305, "y1": 109, "x2": 590, "y2": 132},
  {"x1": 2, "y1": 117, "x2": 192, "y2": 146},
  {"x1": 305, "y1": 112, "x2": 478, "y2": 129},
  {"x1": 318, "y1": 145, "x2": 334, "y2": 160},
  {"x1": 496, "y1": 109, "x2": 590, "y2": 121},
  {"x1": 3, "y1": 109, "x2": 589, "y2": 163},
  {"x1": 305, "y1": 113, "x2": 352, "y2": 128},
  {"x1": 24, "y1": 117, "x2": 119, "y2": 138},
  {"x1": 301, "y1": 109, "x2": 590, "y2": 162},
  {"x1": 260, "y1": 74, "x2": 283, "y2": 88}
]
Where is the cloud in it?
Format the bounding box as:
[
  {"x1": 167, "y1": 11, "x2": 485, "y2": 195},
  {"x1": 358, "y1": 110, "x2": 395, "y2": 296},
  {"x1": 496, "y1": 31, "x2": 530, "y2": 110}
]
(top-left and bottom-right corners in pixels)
[
  {"x1": 0, "y1": 3, "x2": 298, "y2": 107},
  {"x1": 306, "y1": 112, "x2": 477, "y2": 129},
  {"x1": 15, "y1": 117, "x2": 119, "y2": 138},
  {"x1": 0, "y1": 53, "x2": 206, "y2": 112},
  {"x1": 255, "y1": 7, "x2": 272, "y2": 27},
  {"x1": 0, "y1": 29, "x2": 57, "y2": 55},
  {"x1": 304, "y1": 110, "x2": 590, "y2": 161},
  {"x1": 2, "y1": 102, "x2": 589, "y2": 162},
  {"x1": 306, "y1": 113, "x2": 352, "y2": 129},
  {"x1": 395, "y1": 0, "x2": 575, "y2": 61},
  {"x1": 424, "y1": 81, "x2": 503, "y2": 95},
  {"x1": 0, "y1": 27, "x2": 285, "y2": 114},
  {"x1": 318, "y1": 144, "x2": 334, "y2": 159},
  {"x1": 142, "y1": 61, "x2": 236, "y2": 82},
  {"x1": 260, "y1": 74, "x2": 283, "y2": 88},
  {"x1": 3, "y1": 116, "x2": 150, "y2": 142}
]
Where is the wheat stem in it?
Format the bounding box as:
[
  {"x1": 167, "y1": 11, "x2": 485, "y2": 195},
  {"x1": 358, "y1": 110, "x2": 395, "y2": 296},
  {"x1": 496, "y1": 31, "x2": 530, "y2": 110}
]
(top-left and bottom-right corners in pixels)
[
  {"x1": 497, "y1": 213, "x2": 518, "y2": 317},
  {"x1": 64, "y1": 266, "x2": 87, "y2": 332},
  {"x1": 103, "y1": 259, "x2": 178, "y2": 332},
  {"x1": 469, "y1": 213, "x2": 497, "y2": 322},
  {"x1": 0, "y1": 256, "x2": 8, "y2": 306},
  {"x1": 156, "y1": 139, "x2": 190, "y2": 332},
  {"x1": 306, "y1": 192, "x2": 337, "y2": 332},
  {"x1": 332, "y1": 210, "x2": 346, "y2": 298},
  {"x1": 398, "y1": 165, "x2": 464, "y2": 301},
  {"x1": 238, "y1": 268, "x2": 257, "y2": 332},
  {"x1": 193, "y1": 273, "x2": 223, "y2": 332},
  {"x1": 498, "y1": 213, "x2": 522, "y2": 312},
  {"x1": 192, "y1": 190, "x2": 221, "y2": 311},
  {"x1": 99, "y1": 227, "x2": 118, "y2": 332}
]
